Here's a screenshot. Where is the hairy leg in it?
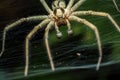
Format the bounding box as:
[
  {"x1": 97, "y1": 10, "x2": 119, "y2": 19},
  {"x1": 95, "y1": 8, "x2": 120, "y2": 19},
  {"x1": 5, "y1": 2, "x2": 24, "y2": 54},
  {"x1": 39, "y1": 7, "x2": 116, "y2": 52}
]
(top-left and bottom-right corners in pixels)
[
  {"x1": 44, "y1": 21, "x2": 55, "y2": 71},
  {"x1": 25, "y1": 19, "x2": 50, "y2": 76},
  {"x1": 72, "y1": 10, "x2": 120, "y2": 32},
  {"x1": 40, "y1": 0, "x2": 52, "y2": 14},
  {"x1": 54, "y1": 20, "x2": 72, "y2": 38},
  {"x1": 113, "y1": 0, "x2": 120, "y2": 13},
  {"x1": 71, "y1": 0, "x2": 86, "y2": 11},
  {"x1": 0, "y1": 16, "x2": 48, "y2": 57},
  {"x1": 66, "y1": 0, "x2": 74, "y2": 11},
  {"x1": 54, "y1": 23, "x2": 62, "y2": 38},
  {"x1": 66, "y1": 20, "x2": 73, "y2": 35},
  {"x1": 69, "y1": 16, "x2": 102, "y2": 70}
]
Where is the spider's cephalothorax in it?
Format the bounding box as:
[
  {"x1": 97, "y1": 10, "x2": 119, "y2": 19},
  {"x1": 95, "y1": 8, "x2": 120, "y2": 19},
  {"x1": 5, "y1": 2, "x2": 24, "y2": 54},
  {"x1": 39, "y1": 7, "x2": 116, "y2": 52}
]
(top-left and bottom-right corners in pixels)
[{"x1": 1, "y1": 0, "x2": 120, "y2": 76}]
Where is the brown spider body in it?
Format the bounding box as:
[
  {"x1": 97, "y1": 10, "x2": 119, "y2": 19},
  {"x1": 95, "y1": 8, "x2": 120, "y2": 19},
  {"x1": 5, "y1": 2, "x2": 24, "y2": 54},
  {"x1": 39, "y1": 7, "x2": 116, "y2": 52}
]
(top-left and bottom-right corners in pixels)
[{"x1": 56, "y1": 18, "x2": 67, "y2": 26}]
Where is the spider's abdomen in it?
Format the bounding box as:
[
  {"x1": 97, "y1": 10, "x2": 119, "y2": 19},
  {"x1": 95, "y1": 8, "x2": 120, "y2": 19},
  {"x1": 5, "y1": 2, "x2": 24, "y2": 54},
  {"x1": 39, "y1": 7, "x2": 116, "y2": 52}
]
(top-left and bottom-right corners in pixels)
[{"x1": 56, "y1": 18, "x2": 67, "y2": 26}]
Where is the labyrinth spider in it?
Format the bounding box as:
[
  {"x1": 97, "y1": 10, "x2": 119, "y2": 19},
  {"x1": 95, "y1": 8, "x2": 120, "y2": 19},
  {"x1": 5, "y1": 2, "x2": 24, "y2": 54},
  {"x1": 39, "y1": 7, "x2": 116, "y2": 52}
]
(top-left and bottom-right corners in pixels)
[{"x1": 0, "y1": 0, "x2": 120, "y2": 76}]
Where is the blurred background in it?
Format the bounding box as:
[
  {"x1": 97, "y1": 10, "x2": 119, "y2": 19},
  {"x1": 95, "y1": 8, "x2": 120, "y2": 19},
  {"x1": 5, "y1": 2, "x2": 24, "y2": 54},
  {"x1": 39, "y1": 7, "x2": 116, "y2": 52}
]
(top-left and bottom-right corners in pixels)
[{"x1": 0, "y1": 0, "x2": 120, "y2": 80}]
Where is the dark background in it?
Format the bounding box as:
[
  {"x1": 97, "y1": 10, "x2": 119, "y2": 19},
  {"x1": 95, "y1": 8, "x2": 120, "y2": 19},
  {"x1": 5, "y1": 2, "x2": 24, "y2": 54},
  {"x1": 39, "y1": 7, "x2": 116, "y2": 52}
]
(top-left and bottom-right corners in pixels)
[{"x1": 0, "y1": 0, "x2": 120, "y2": 80}]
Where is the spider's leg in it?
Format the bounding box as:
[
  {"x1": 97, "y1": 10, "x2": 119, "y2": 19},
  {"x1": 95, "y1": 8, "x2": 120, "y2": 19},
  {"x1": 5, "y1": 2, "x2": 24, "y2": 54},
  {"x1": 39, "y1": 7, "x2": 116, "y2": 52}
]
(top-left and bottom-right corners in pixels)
[
  {"x1": 71, "y1": 0, "x2": 86, "y2": 11},
  {"x1": 44, "y1": 21, "x2": 55, "y2": 71},
  {"x1": 66, "y1": 20, "x2": 73, "y2": 35},
  {"x1": 66, "y1": 0, "x2": 74, "y2": 11},
  {"x1": 25, "y1": 19, "x2": 50, "y2": 76},
  {"x1": 72, "y1": 11, "x2": 120, "y2": 32},
  {"x1": 40, "y1": 0, "x2": 52, "y2": 14},
  {"x1": 113, "y1": 0, "x2": 120, "y2": 13},
  {"x1": 69, "y1": 16, "x2": 102, "y2": 70},
  {"x1": 0, "y1": 15, "x2": 48, "y2": 57},
  {"x1": 54, "y1": 23, "x2": 62, "y2": 38}
]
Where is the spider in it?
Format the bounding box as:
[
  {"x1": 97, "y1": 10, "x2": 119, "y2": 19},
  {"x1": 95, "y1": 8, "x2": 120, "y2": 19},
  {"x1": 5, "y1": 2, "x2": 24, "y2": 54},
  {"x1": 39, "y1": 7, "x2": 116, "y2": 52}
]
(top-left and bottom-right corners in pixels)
[{"x1": 0, "y1": 0, "x2": 120, "y2": 76}]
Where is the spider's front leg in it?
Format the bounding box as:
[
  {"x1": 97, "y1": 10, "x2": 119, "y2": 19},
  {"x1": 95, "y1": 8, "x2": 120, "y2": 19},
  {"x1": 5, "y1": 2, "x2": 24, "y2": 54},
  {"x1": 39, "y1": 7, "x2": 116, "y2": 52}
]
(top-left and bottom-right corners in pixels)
[
  {"x1": 54, "y1": 23, "x2": 62, "y2": 38},
  {"x1": 40, "y1": 0, "x2": 52, "y2": 14},
  {"x1": 25, "y1": 19, "x2": 50, "y2": 76},
  {"x1": 113, "y1": 0, "x2": 120, "y2": 13},
  {"x1": 0, "y1": 16, "x2": 48, "y2": 57},
  {"x1": 54, "y1": 20, "x2": 72, "y2": 38},
  {"x1": 65, "y1": 0, "x2": 74, "y2": 13},
  {"x1": 69, "y1": 16, "x2": 102, "y2": 70},
  {"x1": 66, "y1": 20, "x2": 73, "y2": 35},
  {"x1": 72, "y1": 11, "x2": 120, "y2": 32},
  {"x1": 71, "y1": 0, "x2": 86, "y2": 11}
]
